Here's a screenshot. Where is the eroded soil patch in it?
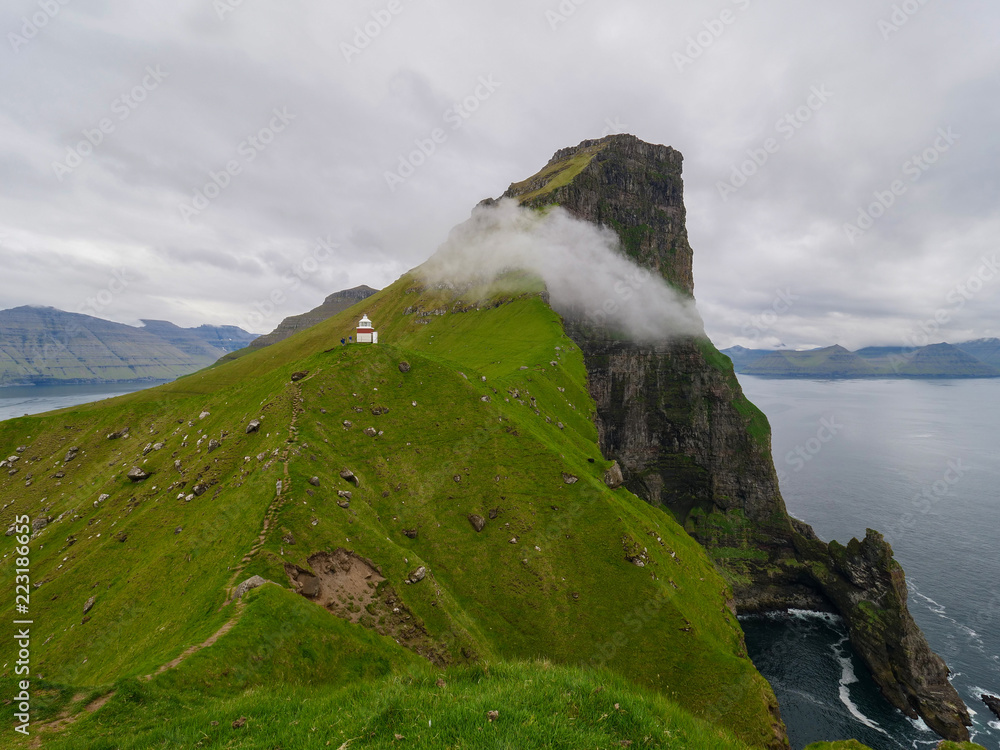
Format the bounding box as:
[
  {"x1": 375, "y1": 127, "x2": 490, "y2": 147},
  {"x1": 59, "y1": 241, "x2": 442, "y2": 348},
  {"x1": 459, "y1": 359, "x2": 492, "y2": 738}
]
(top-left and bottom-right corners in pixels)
[{"x1": 286, "y1": 549, "x2": 449, "y2": 665}]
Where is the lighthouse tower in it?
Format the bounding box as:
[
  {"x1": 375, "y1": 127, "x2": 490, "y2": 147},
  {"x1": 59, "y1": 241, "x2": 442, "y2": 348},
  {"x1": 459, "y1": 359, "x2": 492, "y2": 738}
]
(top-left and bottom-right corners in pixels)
[{"x1": 356, "y1": 314, "x2": 378, "y2": 344}]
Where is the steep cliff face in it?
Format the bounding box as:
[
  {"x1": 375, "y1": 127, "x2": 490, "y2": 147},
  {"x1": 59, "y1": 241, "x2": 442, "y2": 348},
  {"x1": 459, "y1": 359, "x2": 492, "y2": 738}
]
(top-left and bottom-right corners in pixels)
[{"x1": 500, "y1": 134, "x2": 972, "y2": 742}]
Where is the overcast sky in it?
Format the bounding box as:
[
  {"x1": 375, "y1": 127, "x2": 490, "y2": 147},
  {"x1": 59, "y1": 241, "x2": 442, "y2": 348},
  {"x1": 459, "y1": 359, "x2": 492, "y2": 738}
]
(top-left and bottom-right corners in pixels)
[{"x1": 1, "y1": 0, "x2": 998, "y2": 350}]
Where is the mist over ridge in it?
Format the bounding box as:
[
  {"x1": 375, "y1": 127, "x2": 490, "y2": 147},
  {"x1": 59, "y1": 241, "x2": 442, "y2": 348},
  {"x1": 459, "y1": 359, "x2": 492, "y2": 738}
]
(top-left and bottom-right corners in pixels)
[{"x1": 417, "y1": 198, "x2": 704, "y2": 342}]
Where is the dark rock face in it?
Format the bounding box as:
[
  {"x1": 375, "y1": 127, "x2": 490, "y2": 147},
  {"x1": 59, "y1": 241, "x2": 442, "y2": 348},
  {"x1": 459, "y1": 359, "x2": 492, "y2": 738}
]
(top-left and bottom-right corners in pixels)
[
  {"x1": 982, "y1": 694, "x2": 1000, "y2": 721},
  {"x1": 468, "y1": 514, "x2": 486, "y2": 532},
  {"x1": 501, "y1": 134, "x2": 971, "y2": 742},
  {"x1": 796, "y1": 530, "x2": 972, "y2": 740}
]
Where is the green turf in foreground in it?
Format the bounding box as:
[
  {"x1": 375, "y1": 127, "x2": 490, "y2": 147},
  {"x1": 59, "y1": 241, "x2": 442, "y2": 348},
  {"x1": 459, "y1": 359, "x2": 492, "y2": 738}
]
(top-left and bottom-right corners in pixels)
[{"x1": 38, "y1": 660, "x2": 758, "y2": 750}]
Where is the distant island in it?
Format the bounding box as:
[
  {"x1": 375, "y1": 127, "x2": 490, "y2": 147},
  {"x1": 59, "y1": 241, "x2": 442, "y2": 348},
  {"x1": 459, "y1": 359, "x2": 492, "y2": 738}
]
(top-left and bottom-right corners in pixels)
[
  {"x1": 723, "y1": 340, "x2": 1000, "y2": 378},
  {"x1": 0, "y1": 306, "x2": 258, "y2": 387}
]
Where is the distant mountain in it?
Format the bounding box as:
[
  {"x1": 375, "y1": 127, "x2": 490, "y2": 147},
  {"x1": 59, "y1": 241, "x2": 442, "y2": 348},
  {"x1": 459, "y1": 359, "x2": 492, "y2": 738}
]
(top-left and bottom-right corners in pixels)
[
  {"x1": 0, "y1": 306, "x2": 258, "y2": 387},
  {"x1": 722, "y1": 342, "x2": 1000, "y2": 378},
  {"x1": 138, "y1": 319, "x2": 258, "y2": 358},
  {"x1": 222, "y1": 285, "x2": 379, "y2": 361},
  {"x1": 956, "y1": 338, "x2": 1000, "y2": 368}
]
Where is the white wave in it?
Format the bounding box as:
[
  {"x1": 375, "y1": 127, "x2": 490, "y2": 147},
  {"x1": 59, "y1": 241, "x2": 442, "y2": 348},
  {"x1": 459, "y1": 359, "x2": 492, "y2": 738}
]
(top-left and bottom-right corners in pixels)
[
  {"x1": 906, "y1": 715, "x2": 932, "y2": 733},
  {"x1": 833, "y1": 637, "x2": 890, "y2": 736},
  {"x1": 908, "y1": 582, "x2": 985, "y2": 650},
  {"x1": 788, "y1": 608, "x2": 843, "y2": 625}
]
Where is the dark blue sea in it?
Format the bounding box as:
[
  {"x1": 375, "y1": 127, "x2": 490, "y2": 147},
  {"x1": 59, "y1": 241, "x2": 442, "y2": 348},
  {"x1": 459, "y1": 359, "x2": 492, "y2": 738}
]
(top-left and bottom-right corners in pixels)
[
  {"x1": 738, "y1": 376, "x2": 1000, "y2": 749},
  {"x1": 0, "y1": 382, "x2": 162, "y2": 422}
]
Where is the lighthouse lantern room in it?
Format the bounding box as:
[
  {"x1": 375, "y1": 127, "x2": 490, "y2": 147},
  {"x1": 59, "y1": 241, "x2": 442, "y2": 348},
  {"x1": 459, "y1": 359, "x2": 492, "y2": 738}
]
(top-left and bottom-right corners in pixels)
[{"x1": 356, "y1": 314, "x2": 378, "y2": 344}]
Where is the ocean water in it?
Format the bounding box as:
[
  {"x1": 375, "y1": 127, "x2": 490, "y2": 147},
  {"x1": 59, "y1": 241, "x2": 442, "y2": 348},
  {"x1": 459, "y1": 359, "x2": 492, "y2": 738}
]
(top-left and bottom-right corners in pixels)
[
  {"x1": 738, "y1": 376, "x2": 1000, "y2": 750},
  {"x1": 0, "y1": 382, "x2": 163, "y2": 423}
]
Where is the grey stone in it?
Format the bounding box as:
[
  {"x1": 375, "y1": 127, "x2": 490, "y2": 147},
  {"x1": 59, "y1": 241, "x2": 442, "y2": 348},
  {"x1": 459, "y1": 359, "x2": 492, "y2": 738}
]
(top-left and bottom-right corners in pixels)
[
  {"x1": 83, "y1": 596, "x2": 96, "y2": 614},
  {"x1": 234, "y1": 575, "x2": 267, "y2": 599},
  {"x1": 468, "y1": 514, "x2": 486, "y2": 532},
  {"x1": 127, "y1": 467, "x2": 150, "y2": 482},
  {"x1": 246, "y1": 420, "x2": 262, "y2": 434},
  {"x1": 407, "y1": 566, "x2": 426, "y2": 583},
  {"x1": 604, "y1": 462, "x2": 624, "y2": 489}
]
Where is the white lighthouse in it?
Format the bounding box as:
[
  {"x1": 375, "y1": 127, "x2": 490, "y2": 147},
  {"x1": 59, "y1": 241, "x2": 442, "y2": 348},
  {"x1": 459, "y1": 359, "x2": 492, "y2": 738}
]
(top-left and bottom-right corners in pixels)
[{"x1": 356, "y1": 314, "x2": 378, "y2": 344}]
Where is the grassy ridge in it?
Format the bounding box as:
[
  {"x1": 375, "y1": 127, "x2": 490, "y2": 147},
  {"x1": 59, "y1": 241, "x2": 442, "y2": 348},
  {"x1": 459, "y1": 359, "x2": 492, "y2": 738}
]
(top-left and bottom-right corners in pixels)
[{"x1": 0, "y1": 275, "x2": 782, "y2": 748}]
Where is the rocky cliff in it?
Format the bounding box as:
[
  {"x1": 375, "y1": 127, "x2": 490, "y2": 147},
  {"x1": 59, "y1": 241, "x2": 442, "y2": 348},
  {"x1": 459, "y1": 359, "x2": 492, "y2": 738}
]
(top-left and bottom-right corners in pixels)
[{"x1": 499, "y1": 134, "x2": 972, "y2": 742}]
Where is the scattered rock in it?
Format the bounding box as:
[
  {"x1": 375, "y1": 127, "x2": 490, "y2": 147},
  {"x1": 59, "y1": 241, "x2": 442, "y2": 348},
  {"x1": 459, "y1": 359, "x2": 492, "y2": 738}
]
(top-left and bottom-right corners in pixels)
[
  {"x1": 481, "y1": 396, "x2": 491, "y2": 402},
  {"x1": 83, "y1": 596, "x2": 96, "y2": 614},
  {"x1": 143, "y1": 443, "x2": 154, "y2": 456},
  {"x1": 407, "y1": 566, "x2": 426, "y2": 584},
  {"x1": 398, "y1": 361, "x2": 411, "y2": 373},
  {"x1": 436, "y1": 678, "x2": 446, "y2": 688},
  {"x1": 340, "y1": 469, "x2": 360, "y2": 486},
  {"x1": 343, "y1": 420, "x2": 353, "y2": 429},
  {"x1": 199, "y1": 411, "x2": 210, "y2": 420},
  {"x1": 174, "y1": 460, "x2": 183, "y2": 472},
  {"x1": 192, "y1": 484, "x2": 209, "y2": 496},
  {"x1": 174, "y1": 527, "x2": 182, "y2": 534},
  {"x1": 562, "y1": 473, "x2": 579, "y2": 485},
  {"x1": 468, "y1": 514, "x2": 486, "y2": 533},
  {"x1": 127, "y1": 467, "x2": 150, "y2": 482},
  {"x1": 106, "y1": 429, "x2": 128, "y2": 440},
  {"x1": 246, "y1": 420, "x2": 262, "y2": 434},
  {"x1": 371, "y1": 406, "x2": 390, "y2": 416},
  {"x1": 982, "y1": 694, "x2": 1000, "y2": 721},
  {"x1": 364, "y1": 427, "x2": 377, "y2": 437},
  {"x1": 94, "y1": 494, "x2": 110, "y2": 507},
  {"x1": 116, "y1": 533, "x2": 128, "y2": 543},
  {"x1": 509, "y1": 536, "x2": 518, "y2": 544},
  {"x1": 290, "y1": 371, "x2": 309, "y2": 382},
  {"x1": 64, "y1": 447, "x2": 79, "y2": 463},
  {"x1": 232, "y1": 717, "x2": 247, "y2": 729},
  {"x1": 604, "y1": 462, "x2": 624, "y2": 489},
  {"x1": 282, "y1": 532, "x2": 295, "y2": 545},
  {"x1": 308, "y1": 476, "x2": 321, "y2": 487},
  {"x1": 487, "y1": 710, "x2": 499, "y2": 722},
  {"x1": 32, "y1": 517, "x2": 48, "y2": 533},
  {"x1": 557, "y1": 422, "x2": 565, "y2": 430},
  {"x1": 402, "y1": 529, "x2": 418, "y2": 539},
  {"x1": 208, "y1": 439, "x2": 221, "y2": 452},
  {"x1": 453, "y1": 475, "x2": 461, "y2": 483},
  {"x1": 489, "y1": 508, "x2": 499, "y2": 520},
  {"x1": 337, "y1": 500, "x2": 350, "y2": 509},
  {"x1": 234, "y1": 575, "x2": 267, "y2": 599},
  {"x1": 153, "y1": 442, "x2": 164, "y2": 451},
  {"x1": 337, "y1": 490, "x2": 352, "y2": 500},
  {"x1": 53, "y1": 471, "x2": 65, "y2": 479}
]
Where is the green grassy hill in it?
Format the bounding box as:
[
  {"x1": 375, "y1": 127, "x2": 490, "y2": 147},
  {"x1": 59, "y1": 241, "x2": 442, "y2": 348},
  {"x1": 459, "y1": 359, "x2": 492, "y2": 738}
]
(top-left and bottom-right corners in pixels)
[{"x1": 0, "y1": 272, "x2": 786, "y2": 748}]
